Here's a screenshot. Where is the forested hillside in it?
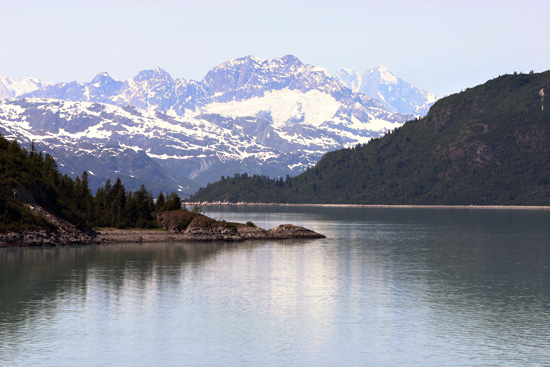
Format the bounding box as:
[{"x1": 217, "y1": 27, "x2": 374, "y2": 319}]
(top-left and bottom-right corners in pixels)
[
  {"x1": 189, "y1": 70, "x2": 550, "y2": 205},
  {"x1": 0, "y1": 135, "x2": 182, "y2": 233}
]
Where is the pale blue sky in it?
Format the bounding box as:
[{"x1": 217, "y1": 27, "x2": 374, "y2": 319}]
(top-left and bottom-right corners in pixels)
[{"x1": 1, "y1": 0, "x2": 548, "y2": 96}]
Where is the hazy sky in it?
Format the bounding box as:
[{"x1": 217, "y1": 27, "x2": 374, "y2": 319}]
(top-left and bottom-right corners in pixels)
[{"x1": 1, "y1": 0, "x2": 549, "y2": 96}]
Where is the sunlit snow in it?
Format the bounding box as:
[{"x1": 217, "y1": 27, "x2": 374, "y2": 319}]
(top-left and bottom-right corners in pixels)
[{"x1": 201, "y1": 89, "x2": 341, "y2": 128}]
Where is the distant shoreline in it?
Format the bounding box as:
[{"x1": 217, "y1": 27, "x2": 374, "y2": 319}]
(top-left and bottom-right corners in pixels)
[{"x1": 185, "y1": 202, "x2": 550, "y2": 210}]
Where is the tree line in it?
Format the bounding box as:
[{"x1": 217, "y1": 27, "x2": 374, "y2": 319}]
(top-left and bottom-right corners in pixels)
[
  {"x1": 190, "y1": 71, "x2": 550, "y2": 206},
  {"x1": 0, "y1": 136, "x2": 183, "y2": 233},
  {"x1": 74, "y1": 174, "x2": 183, "y2": 229}
]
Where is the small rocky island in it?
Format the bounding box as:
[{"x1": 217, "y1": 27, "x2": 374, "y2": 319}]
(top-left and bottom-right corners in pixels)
[{"x1": 0, "y1": 207, "x2": 325, "y2": 247}]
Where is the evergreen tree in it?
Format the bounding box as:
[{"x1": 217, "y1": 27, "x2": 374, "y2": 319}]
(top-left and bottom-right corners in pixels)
[
  {"x1": 164, "y1": 192, "x2": 182, "y2": 211},
  {"x1": 110, "y1": 178, "x2": 127, "y2": 228},
  {"x1": 133, "y1": 185, "x2": 154, "y2": 228},
  {"x1": 155, "y1": 192, "x2": 166, "y2": 212},
  {"x1": 0, "y1": 134, "x2": 193, "y2": 231}
]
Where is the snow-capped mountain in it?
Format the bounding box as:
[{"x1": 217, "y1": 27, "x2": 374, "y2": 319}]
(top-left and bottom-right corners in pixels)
[
  {"x1": 0, "y1": 76, "x2": 45, "y2": 99},
  {"x1": 202, "y1": 55, "x2": 343, "y2": 101},
  {"x1": 335, "y1": 66, "x2": 437, "y2": 115},
  {"x1": 14, "y1": 56, "x2": 428, "y2": 122},
  {"x1": 0, "y1": 55, "x2": 423, "y2": 195},
  {"x1": 0, "y1": 99, "x2": 200, "y2": 195}
]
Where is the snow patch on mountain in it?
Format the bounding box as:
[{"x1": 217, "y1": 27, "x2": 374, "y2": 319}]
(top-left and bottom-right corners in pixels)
[
  {"x1": 198, "y1": 89, "x2": 341, "y2": 128},
  {"x1": 374, "y1": 65, "x2": 398, "y2": 84}
]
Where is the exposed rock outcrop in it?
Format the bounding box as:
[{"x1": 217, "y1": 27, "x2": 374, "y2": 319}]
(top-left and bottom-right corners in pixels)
[
  {"x1": 1, "y1": 208, "x2": 324, "y2": 247},
  {"x1": 153, "y1": 210, "x2": 325, "y2": 242},
  {"x1": 0, "y1": 200, "x2": 95, "y2": 247},
  {"x1": 268, "y1": 224, "x2": 326, "y2": 239}
]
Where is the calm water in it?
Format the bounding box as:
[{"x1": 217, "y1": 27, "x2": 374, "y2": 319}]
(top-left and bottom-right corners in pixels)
[{"x1": 1, "y1": 206, "x2": 550, "y2": 366}]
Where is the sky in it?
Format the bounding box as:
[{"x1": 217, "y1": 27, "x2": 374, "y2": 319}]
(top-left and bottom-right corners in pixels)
[{"x1": 1, "y1": 0, "x2": 549, "y2": 97}]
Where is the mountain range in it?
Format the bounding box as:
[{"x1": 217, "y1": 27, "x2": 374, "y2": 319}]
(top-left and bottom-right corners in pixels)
[
  {"x1": 0, "y1": 55, "x2": 436, "y2": 195},
  {"x1": 189, "y1": 70, "x2": 550, "y2": 205}
]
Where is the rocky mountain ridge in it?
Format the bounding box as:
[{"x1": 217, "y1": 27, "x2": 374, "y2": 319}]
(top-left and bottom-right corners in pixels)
[
  {"x1": 2, "y1": 57, "x2": 436, "y2": 117},
  {"x1": 0, "y1": 55, "x2": 433, "y2": 194}
]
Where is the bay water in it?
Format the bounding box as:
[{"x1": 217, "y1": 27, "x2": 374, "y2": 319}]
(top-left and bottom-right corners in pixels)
[{"x1": 1, "y1": 206, "x2": 549, "y2": 366}]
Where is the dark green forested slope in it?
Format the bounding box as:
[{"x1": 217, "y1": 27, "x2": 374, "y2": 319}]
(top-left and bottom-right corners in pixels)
[
  {"x1": 0, "y1": 138, "x2": 62, "y2": 232},
  {"x1": 0, "y1": 135, "x2": 183, "y2": 233},
  {"x1": 190, "y1": 70, "x2": 550, "y2": 205}
]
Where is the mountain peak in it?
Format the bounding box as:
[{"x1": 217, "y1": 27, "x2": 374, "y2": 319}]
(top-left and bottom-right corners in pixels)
[
  {"x1": 221, "y1": 55, "x2": 267, "y2": 68},
  {"x1": 277, "y1": 54, "x2": 302, "y2": 66},
  {"x1": 368, "y1": 65, "x2": 398, "y2": 84},
  {"x1": 244, "y1": 55, "x2": 267, "y2": 63},
  {"x1": 201, "y1": 54, "x2": 345, "y2": 102},
  {"x1": 220, "y1": 54, "x2": 304, "y2": 70},
  {"x1": 134, "y1": 68, "x2": 173, "y2": 82},
  {"x1": 90, "y1": 71, "x2": 116, "y2": 85},
  {"x1": 154, "y1": 66, "x2": 167, "y2": 74}
]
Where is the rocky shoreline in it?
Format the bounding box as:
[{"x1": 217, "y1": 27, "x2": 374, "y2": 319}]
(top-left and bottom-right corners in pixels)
[
  {"x1": 0, "y1": 208, "x2": 325, "y2": 248},
  {"x1": 0, "y1": 202, "x2": 96, "y2": 247},
  {"x1": 96, "y1": 223, "x2": 324, "y2": 244}
]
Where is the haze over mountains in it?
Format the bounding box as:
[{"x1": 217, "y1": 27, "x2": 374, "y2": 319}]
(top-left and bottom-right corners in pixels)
[
  {"x1": 335, "y1": 66, "x2": 437, "y2": 115},
  {"x1": 0, "y1": 55, "x2": 437, "y2": 195}
]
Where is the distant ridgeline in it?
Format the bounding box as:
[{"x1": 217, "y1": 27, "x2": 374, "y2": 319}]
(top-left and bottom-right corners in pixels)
[
  {"x1": 190, "y1": 70, "x2": 550, "y2": 205},
  {"x1": 0, "y1": 135, "x2": 182, "y2": 233}
]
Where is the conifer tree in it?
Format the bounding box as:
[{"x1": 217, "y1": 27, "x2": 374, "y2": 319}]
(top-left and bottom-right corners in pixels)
[
  {"x1": 155, "y1": 192, "x2": 166, "y2": 212},
  {"x1": 110, "y1": 178, "x2": 127, "y2": 228},
  {"x1": 164, "y1": 192, "x2": 182, "y2": 211}
]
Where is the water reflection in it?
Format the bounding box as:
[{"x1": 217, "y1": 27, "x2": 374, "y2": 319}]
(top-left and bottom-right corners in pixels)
[
  {"x1": 206, "y1": 206, "x2": 550, "y2": 365},
  {"x1": 0, "y1": 243, "x2": 229, "y2": 333},
  {"x1": 1, "y1": 207, "x2": 550, "y2": 366}
]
